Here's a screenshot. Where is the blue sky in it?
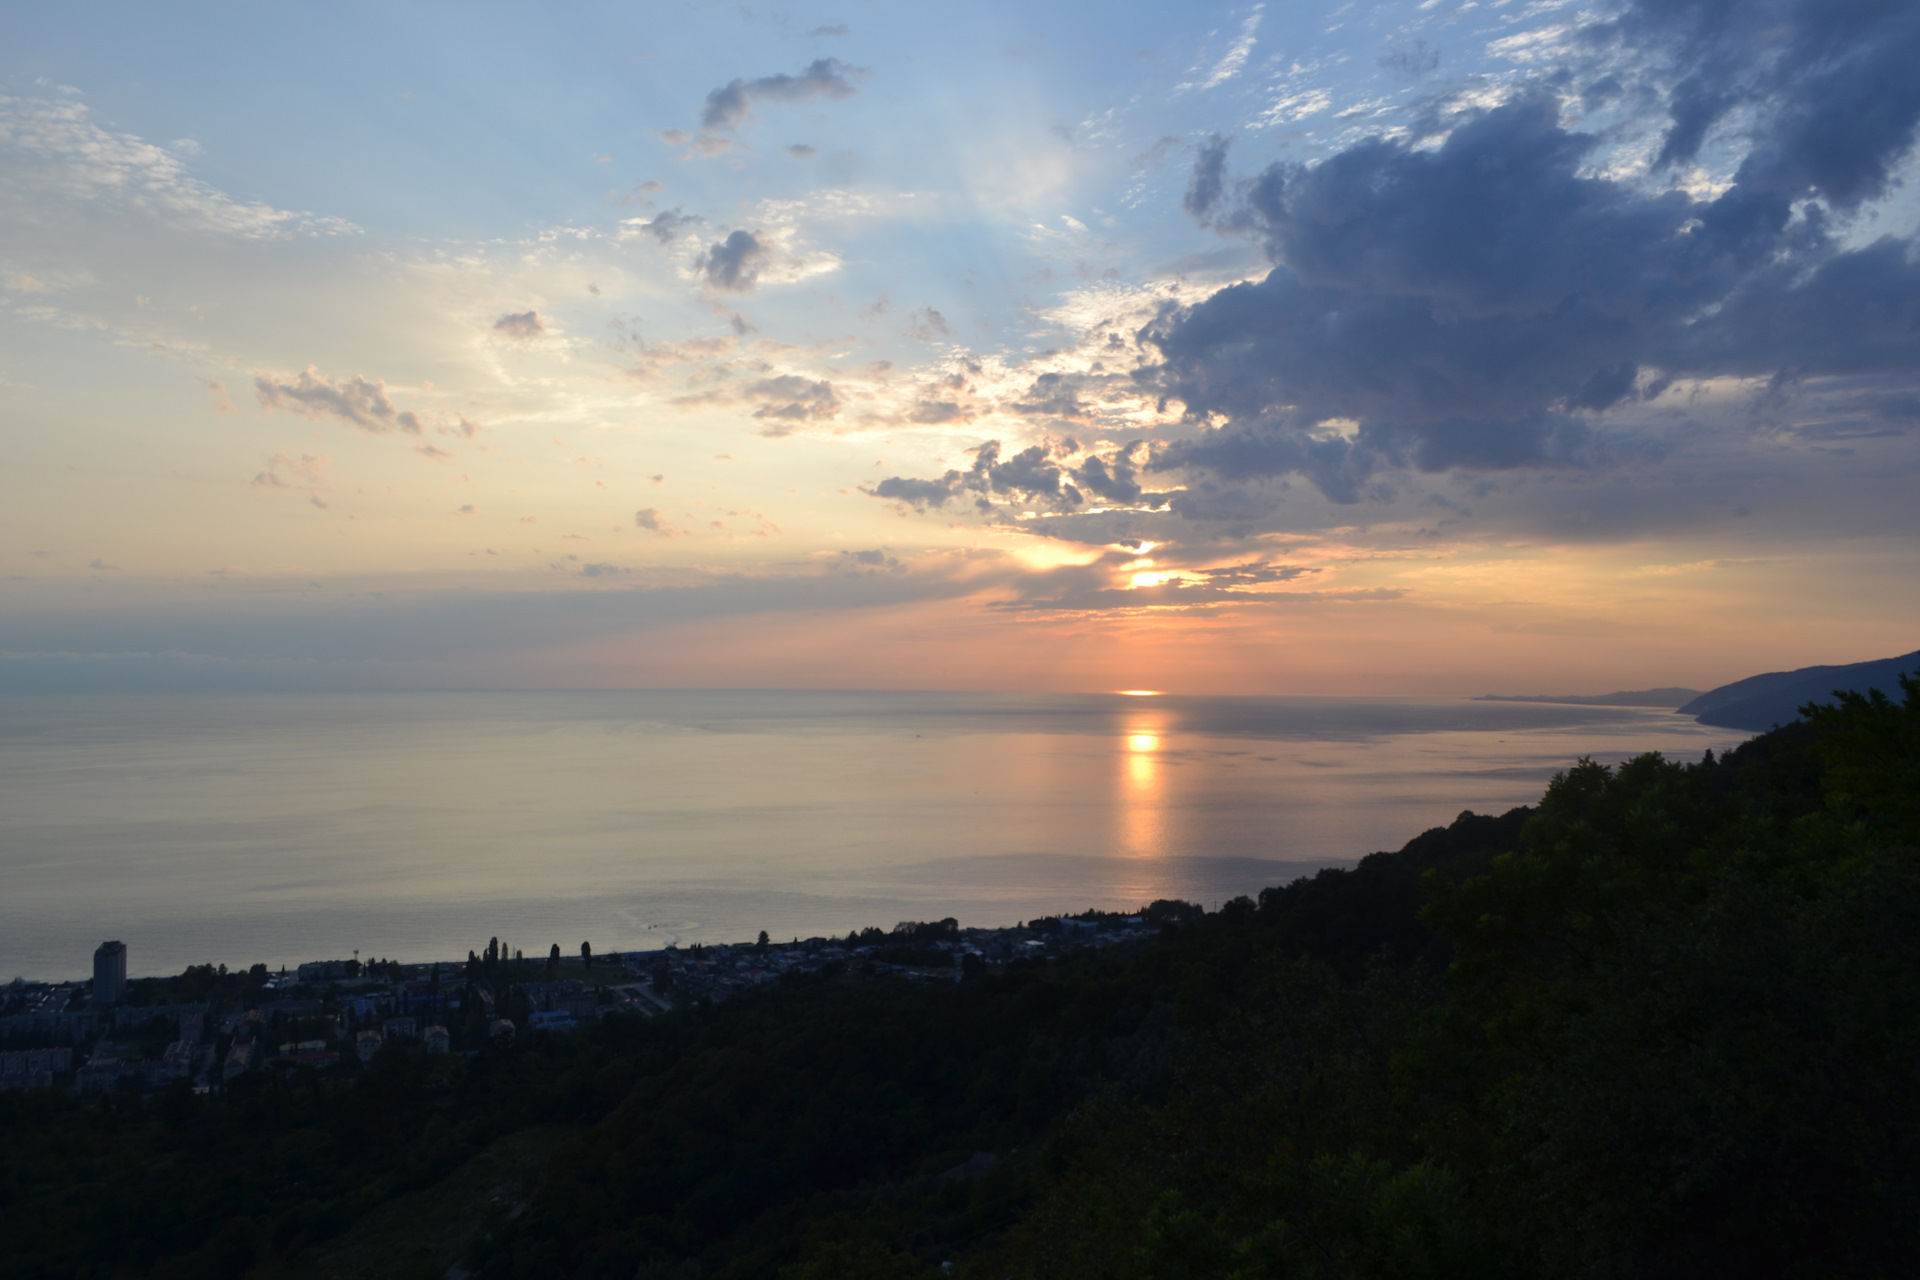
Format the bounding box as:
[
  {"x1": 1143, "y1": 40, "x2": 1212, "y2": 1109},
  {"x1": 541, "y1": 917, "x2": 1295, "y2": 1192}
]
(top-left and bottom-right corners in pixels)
[{"x1": 3, "y1": 0, "x2": 1917, "y2": 694}]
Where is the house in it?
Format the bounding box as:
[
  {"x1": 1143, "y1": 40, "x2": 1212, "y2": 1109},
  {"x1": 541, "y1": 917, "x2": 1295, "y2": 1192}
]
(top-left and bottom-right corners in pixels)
[
  {"x1": 527, "y1": 1010, "x2": 577, "y2": 1033},
  {"x1": 285, "y1": 1049, "x2": 339, "y2": 1071},
  {"x1": 424, "y1": 1025, "x2": 451, "y2": 1054},
  {"x1": 295, "y1": 960, "x2": 356, "y2": 983},
  {"x1": 355, "y1": 1029, "x2": 382, "y2": 1063},
  {"x1": 383, "y1": 1016, "x2": 418, "y2": 1040},
  {"x1": 156, "y1": 1041, "x2": 195, "y2": 1083},
  {"x1": 223, "y1": 1038, "x2": 257, "y2": 1081},
  {"x1": 0, "y1": 1047, "x2": 70, "y2": 1091},
  {"x1": 489, "y1": 1018, "x2": 515, "y2": 1040}
]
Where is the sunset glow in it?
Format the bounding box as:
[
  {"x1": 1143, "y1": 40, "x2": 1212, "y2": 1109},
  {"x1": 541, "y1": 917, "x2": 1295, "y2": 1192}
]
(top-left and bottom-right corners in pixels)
[{"x1": 1, "y1": 0, "x2": 1915, "y2": 697}]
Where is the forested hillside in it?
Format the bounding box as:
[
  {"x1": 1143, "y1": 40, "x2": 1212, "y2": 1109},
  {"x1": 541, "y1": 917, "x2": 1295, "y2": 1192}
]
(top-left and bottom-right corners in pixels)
[{"x1": 2, "y1": 680, "x2": 1915, "y2": 1280}]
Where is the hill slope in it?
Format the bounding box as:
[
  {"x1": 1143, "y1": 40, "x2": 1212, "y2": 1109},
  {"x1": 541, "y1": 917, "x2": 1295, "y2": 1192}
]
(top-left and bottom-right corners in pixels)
[{"x1": 1680, "y1": 649, "x2": 1920, "y2": 729}]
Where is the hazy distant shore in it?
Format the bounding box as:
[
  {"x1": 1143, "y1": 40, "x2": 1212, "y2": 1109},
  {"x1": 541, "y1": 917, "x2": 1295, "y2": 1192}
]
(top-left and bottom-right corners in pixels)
[{"x1": 1474, "y1": 688, "x2": 1701, "y2": 708}]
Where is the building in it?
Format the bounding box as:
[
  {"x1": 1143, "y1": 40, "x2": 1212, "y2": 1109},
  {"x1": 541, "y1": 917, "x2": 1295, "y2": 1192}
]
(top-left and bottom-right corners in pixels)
[
  {"x1": 0, "y1": 1047, "x2": 71, "y2": 1092},
  {"x1": 295, "y1": 959, "x2": 356, "y2": 983},
  {"x1": 93, "y1": 941, "x2": 127, "y2": 1008},
  {"x1": 223, "y1": 1038, "x2": 257, "y2": 1082},
  {"x1": 114, "y1": 1002, "x2": 208, "y2": 1035},
  {"x1": 355, "y1": 1029, "x2": 383, "y2": 1063},
  {"x1": 0, "y1": 1010, "x2": 100, "y2": 1044},
  {"x1": 382, "y1": 1016, "x2": 418, "y2": 1040},
  {"x1": 423, "y1": 1025, "x2": 450, "y2": 1054}
]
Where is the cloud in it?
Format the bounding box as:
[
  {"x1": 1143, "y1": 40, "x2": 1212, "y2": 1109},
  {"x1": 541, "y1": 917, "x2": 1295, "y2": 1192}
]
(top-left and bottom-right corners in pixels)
[
  {"x1": 787, "y1": 144, "x2": 818, "y2": 161},
  {"x1": 748, "y1": 375, "x2": 839, "y2": 431},
  {"x1": 1137, "y1": 0, "x2": 1920, "y2": 505},
  {"x1": 871, "y1": 440, "x2": 1085, "y2": 511},
  {"x1": 1012, "y1": 372, "x2": 1089, "y2": 421},
  {"x1": 251, "y1": 451, "x2": 331, "y2": 504},
  {"x1": 634, "y1": 508, "x2": 662, "y2": 531},
  {"x1": 699, "y1": 229, "x2": 770, "y2": 292},
  {"x1": 197, "y1": 377, "x2": 237, "y2": 414},
  {"x1": 632, "y1": 209, "x2": 698, "y2": 242},
  {"x1": 1184, "y1": 135, "x2": 1232, "y2": 224},
  {"x1": 808, "y1": 24, "x2": 850, "y2": 37},
  {"x1": 869, "y1": 475, "x2": 958, "y2": 507},
  {"x1": 1199, "y1": 7, "x2": 1262, "y2": 90},
  {"x1": 908, "y1": 400, "x2": 969, "y2": 424},
  {"x1": 492, "y1": 310, "x2": 544, "y2": 340},
  {"x1": 0, "y1": 94, "x2": 358, "y2": 239},
  {"x1": 1378, "y1": 39, "x2": 1439, "y2": 78},
  {"x1": 700, "y1": 58, "x2": 867, "y2": 131},
  {"x1": 255, "y1": 367, "x2": 419, "y2": 434},
  {"x1": 579, "y1": 562, "x2": 627, "y2": 577},
  {"x1": 1608, "y1": 0, "x2": 1920, "y2": 207},
  {"x1": 905, "y1": 307, "x2": 949, "y2": 341},
  {"x1": 838, "y1": 548, "x2": 900, "y2": 572},
  {"x1": 1073, "y1": 446, "x2": 1144, "y2": 503}
]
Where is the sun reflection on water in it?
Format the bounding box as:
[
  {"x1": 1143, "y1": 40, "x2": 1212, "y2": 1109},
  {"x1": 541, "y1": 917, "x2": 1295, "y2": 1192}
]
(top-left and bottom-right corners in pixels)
[{"x1": 1121, "y1": 718, "x2": 1165, "y2": 858}]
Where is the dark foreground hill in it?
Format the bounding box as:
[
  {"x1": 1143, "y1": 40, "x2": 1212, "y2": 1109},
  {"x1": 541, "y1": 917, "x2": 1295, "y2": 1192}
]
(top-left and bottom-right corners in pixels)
[
  {"x1": 2, "y1": 679, "x2": 1916, "y2": 1280},
  {"x1": 1681, "y1": 648, "x2": 1920, "y2": 730}
]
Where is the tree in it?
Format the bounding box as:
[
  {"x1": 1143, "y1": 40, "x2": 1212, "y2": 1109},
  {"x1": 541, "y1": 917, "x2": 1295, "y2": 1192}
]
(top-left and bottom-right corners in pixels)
[
  {"x1": 548, "y1": 944, "x2": 561, "y2": 975},
  {"x1": 581, "y1": 940, "x2": 592, "y2": 969}
]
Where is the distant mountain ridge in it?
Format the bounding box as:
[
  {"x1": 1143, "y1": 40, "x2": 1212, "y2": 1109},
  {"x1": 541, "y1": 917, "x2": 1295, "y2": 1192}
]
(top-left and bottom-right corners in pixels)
[
  {"x1": 1475, "y1": 688, "x2": 1702, "y2": 708},
  {"x1": 1678, "y1": 649, "x2": 1920, "y2": 731}
]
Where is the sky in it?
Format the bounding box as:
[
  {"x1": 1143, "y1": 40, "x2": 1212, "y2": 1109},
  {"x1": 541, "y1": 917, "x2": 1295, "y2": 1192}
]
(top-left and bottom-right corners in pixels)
[{"x1": 2, "y1": 0, "x2": 1917, "y2": 696}]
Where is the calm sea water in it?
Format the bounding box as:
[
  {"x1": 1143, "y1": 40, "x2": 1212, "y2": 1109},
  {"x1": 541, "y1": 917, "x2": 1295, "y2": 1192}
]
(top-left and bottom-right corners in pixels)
[{"x1": 0, "y1": 691, "x2": 1745, "y2": 980}]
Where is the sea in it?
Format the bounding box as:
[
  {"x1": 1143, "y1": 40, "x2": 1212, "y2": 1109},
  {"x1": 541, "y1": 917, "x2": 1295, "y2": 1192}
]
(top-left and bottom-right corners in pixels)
[{"x1": 0, "y1": 691, "x2": 1747, "y2": 981}]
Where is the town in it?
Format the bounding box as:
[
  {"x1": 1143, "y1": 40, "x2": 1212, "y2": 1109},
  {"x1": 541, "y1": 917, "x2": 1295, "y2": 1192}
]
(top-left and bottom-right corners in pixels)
[{"x1": 0, "y1": 908, "x2": 1184, "y2": 1097}]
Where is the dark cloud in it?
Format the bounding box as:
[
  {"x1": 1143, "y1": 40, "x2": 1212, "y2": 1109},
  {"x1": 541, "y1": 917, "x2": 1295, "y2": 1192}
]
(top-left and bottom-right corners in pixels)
[
  {"x1": 1073, "y1": 447, "x2": 1144, "y2": 504},
  {"x1": 1378, "y1": 39, "x2": 1438, "y2": 79},
  {"x1": 255, "y1": 366, "x2": 419, "y2": 434},
  {"x1": 871, "y1": 436, "x2": 1150, "y2": 515},
  {"x1": 1137, "y1": 0, "x2": 1920, "y2": 507},
  {"x1": 638, "y1": 209, "x2": 697, "y2": 242},
  {"x1": 1605, "y1": 0, "x2": 1920, "y2": 208},
  {"x1": 1184, "y1": 134, "x2": 1231, "y2": 224},
  {"x1": 871, "y1": 475, "x2": 960, "y2": 507},
  {"x1": 905, "y1": 307, "x2": 949, "y2": 340},
  {"x1": 1012, "y1": 372, "x2": 1087, "y2": 420},
  {"x1": 634, "y1": 508, "x2": 661, "y2": 531},
  {"x1": 870, "y1": 440, "x2": 1086, "y2": 512},
  {"x1": 492, "y1": 310, "x2": 544, "y2": 340},
  {"x1": 809, "y1": 24, "x2": 850, "y2": 37},
  {"x1": 787, "y1": 144, "x2": 818, "y2": 160},
  {"x1": 748, "y1": 375, "x2": 838, "y2": 432},
  {"x1": 838, "y1": 548, "x2": 901, "y2": 573},
  {"x1": 700, "y1": 58, "x2": 866, "y2": 131},
  {"x1": 700, "y1": 229, "x2": 769, "y2": 292},
  {"x1": 908, "y1": 400, "x2": 968, "y2": 424}
]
